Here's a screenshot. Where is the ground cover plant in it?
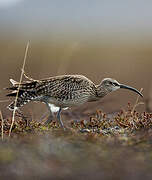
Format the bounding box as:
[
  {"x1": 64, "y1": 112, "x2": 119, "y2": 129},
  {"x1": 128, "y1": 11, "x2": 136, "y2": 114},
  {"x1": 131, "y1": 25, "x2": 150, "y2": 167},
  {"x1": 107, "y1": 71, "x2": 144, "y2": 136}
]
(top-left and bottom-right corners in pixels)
[{"x1": 0, "y1": 95, "x2": 152, "y2": 180}]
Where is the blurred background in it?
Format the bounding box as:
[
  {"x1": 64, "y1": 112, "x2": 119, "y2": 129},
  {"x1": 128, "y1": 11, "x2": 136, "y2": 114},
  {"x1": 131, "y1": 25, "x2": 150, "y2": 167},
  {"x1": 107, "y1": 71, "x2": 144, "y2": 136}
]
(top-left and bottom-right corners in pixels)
[{"x1": 0, "y1": 0, "x2": 152, "y2": 119}]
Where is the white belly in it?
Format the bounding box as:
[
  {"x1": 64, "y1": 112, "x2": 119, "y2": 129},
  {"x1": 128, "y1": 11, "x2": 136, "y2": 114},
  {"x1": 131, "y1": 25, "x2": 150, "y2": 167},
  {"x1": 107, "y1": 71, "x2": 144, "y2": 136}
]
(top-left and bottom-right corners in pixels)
[{"x1": 48, "y1": 103, "x2": 68, "y2": 113}]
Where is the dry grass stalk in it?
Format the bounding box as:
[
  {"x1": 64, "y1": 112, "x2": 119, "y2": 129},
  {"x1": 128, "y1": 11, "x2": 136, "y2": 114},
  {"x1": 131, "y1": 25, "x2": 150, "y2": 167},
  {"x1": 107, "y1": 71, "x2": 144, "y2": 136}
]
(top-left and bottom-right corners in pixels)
[
  {"x1": 9, "y1": 41, "x2": 30, "y2": 137},
  {"x1": 0, "y1": 110, "x2": 4, "y2": 140},
  {"x1": 132, "y1": 88, "x2": 144, "y2": 113}
]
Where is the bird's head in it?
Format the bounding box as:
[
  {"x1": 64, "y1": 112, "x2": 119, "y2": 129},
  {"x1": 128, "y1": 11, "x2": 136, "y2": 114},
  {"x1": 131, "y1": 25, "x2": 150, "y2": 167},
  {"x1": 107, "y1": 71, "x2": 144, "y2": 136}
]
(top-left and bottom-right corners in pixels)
[{"x1": 101, "y1": 78, "x2": 143, "y2": 97}]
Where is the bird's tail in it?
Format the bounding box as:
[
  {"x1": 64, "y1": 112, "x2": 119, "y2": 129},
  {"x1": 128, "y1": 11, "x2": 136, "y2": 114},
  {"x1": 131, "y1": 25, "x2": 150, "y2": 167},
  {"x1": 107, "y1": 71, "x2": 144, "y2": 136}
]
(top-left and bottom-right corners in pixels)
[{"x1": 6, "y1": 79, "x2": 38, "y2": 110}]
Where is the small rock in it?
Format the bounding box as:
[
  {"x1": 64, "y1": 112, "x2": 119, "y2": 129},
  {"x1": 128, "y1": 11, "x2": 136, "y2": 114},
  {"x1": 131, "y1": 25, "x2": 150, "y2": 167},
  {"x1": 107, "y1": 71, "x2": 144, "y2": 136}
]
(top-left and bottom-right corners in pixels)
[{"x1": 80, "y1": 129, "x2": 91, "y2": 133}]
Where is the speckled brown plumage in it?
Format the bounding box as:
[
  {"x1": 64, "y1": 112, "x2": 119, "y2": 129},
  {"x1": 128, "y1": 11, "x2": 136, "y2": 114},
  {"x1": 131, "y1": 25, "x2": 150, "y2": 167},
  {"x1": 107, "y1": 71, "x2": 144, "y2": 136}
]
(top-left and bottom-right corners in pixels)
[
  {"x1": 7, "y1": 75, "x2": 100, "y2": 109},
  {"x1": 6, "y1": 74, "x2": 143, "y2": 129}
]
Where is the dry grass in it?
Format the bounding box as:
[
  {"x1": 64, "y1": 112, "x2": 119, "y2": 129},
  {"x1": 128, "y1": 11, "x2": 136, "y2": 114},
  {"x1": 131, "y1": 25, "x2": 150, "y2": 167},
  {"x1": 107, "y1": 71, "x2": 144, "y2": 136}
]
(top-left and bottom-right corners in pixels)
[
  {"x1": 0, "y1": 111, "x2": 4, "y2": 140},
  {"x1": 9, "y1": 42, "x2": 30, "y2": 137}
]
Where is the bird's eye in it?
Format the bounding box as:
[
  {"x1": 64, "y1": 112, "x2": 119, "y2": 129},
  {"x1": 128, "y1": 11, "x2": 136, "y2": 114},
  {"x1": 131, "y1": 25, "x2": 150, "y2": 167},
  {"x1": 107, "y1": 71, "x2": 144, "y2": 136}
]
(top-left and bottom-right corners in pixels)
[
  {"x1": 109, "y1": 81, "x2": 113, "y2": 85},
  {"x1": 112, "y1": 82, "x2": 118, "y2": 86}
]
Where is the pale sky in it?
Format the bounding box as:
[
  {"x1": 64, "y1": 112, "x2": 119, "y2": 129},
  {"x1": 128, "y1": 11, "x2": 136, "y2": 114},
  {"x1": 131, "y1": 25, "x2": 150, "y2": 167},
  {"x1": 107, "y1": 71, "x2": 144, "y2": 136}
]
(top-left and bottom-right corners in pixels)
[
  {"x1": 0, "y1": 0, "x2": 152, "y2": 39},
  {"x1": 0, "y1": 0, "x2": 23, "y2": 8}
]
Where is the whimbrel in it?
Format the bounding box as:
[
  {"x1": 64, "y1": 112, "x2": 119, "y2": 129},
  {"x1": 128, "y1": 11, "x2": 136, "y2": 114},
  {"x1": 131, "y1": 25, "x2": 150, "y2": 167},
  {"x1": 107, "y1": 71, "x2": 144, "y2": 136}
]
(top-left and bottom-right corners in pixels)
[{"x1": 6, "y1": 75, "x2": 143, "y2": 129}]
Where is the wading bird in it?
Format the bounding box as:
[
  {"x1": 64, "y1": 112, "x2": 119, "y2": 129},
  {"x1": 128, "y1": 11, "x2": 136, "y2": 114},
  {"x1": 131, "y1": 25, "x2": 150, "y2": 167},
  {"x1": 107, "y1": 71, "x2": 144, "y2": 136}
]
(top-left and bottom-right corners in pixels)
[{"x1": 6, "y1": 75, "x2": 143, "y2": 129}]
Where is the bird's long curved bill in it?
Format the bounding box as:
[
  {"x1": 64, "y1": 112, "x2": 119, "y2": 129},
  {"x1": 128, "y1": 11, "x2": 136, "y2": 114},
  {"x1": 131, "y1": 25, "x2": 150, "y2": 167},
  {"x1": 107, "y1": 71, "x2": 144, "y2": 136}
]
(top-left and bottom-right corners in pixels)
[{"x1": 120, "y1": 84, "x2": 143, "y2": 97}]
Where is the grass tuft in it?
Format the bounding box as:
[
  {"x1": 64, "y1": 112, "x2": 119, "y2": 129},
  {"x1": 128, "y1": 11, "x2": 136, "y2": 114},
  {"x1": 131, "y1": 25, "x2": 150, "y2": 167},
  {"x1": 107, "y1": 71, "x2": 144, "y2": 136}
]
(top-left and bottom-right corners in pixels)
[
  {"x1": 9, "y1": 42, "x2": 30, "y2": 137},
  {"x1": 0, "y1": 111, "x2": 4, "y2": 141}
]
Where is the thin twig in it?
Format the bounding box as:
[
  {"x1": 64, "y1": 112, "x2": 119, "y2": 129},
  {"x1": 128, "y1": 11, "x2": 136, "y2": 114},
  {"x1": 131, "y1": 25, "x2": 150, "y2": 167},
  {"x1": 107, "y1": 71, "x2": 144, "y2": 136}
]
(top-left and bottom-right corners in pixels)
[
  {"x1": 0, "y1": 110, "x2": 4, "y2": 141},
  {"x1": 9, "y1": 41, "x2": 30, "y2": 137},
  {"x1": 132, "y1": 88, "x2": 144, "y2": 113}
]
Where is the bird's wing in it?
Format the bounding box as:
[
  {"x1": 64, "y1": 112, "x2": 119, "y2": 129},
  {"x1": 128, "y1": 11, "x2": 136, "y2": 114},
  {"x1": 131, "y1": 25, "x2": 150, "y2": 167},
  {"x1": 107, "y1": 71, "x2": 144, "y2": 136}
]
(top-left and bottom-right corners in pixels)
[
  {"x1": 6, "y1": 75, "x2": 96, "y2": 101},
  {"x1": 35, "y1": 75, "x2": 96, "y2": 100}
]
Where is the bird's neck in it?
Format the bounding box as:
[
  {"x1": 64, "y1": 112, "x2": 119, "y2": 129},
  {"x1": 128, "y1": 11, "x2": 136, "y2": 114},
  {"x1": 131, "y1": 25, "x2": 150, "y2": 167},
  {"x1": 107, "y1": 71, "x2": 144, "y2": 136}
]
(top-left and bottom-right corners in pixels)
[{"x1": 96, "y1": 84, "x2": 110, "y2": 98}]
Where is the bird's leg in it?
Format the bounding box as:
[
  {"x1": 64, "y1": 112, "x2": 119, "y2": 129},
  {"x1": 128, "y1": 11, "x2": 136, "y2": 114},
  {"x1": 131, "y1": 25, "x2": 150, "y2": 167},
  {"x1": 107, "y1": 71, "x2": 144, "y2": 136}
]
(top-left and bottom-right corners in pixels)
[{"x1": 57, "y1": 108, "x2": 65, "y2": 130}]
